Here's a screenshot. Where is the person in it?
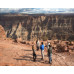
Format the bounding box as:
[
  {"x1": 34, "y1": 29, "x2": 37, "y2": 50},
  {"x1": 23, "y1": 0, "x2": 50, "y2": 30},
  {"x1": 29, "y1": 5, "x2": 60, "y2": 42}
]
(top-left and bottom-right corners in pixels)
[
  {"x1": 47, "y1": 44, "x2": 52, "y2": 64},
  {"x1": 32, "y1": 44, "x2": 37, "y2": 62},
  {"x1": 40, "y1": 42, "x2": 44, "y2": 60},
  {"x1": 47, "y1": 42, "x2": 50, "y2": 48},
  {"x1": 36, "y1": 39, "x2": 40, "y2": 51}
]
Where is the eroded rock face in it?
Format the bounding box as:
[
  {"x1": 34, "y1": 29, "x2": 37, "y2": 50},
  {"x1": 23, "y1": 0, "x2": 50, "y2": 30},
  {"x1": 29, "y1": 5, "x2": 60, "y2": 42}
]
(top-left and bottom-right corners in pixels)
[
  {"x1": 0, "y1": 14, "x2": 74, "y2": 40},
  {"x1": 0, "y1": 25, "x2": 6, "y2": 39}
]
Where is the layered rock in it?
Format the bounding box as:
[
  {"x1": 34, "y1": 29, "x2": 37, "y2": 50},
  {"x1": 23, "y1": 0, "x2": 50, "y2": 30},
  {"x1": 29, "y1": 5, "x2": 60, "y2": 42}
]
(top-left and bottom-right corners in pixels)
[
  {"x1": 0, "y1": 25, "x2": 6, "y2": 39},
  {"x1": 0, "y1": 14, "x2": 74, "y2": 41}
]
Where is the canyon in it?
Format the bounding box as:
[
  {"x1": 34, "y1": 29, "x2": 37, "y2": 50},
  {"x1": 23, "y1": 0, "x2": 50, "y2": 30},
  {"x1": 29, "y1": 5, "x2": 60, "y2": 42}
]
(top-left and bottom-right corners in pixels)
[
  {"x1": 0, "y1": 14, "x2": 74, "y2": 66},
  {"x1": 0, "y1": 13, "x2": 74, "y2": 41}
]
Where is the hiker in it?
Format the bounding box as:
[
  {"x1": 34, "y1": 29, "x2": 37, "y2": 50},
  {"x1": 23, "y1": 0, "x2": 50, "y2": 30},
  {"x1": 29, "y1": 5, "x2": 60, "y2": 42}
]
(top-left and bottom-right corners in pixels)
[
  {"x1": 40, "y1": 42, "x2": 44, "y2": 60},
  {"x1": 47, "y1": 43, "x2": 52, "y2": 64},
  {"x1": 32, "y1": 43, "x2": 37, "y2": 62},
  {"x1": 36, "y1": 39, "x2": 40, "y2": 51}
]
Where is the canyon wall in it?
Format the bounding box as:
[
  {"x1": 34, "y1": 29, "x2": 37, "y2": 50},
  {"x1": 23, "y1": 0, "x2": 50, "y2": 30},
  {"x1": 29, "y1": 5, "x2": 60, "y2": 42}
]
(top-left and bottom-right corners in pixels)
[
  {"x1": 0, "y1": 25, "x2": 6, "y2": 39},
  {"x1": 0, "y1": 14, "x2": 74, "y2": 41}
]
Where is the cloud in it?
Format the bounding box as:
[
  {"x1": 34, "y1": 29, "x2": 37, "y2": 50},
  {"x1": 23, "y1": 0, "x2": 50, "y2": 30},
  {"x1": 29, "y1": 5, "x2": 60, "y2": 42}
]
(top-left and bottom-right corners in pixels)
[{"x1": 0, "y1": 8, "x2": 74, "y2": 14}]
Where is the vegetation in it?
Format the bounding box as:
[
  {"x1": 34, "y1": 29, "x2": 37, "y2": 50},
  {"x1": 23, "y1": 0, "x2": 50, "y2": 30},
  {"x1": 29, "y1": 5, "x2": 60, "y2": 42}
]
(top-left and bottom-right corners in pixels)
[
  {"x1": 68, "y1": 35, "x2": 74, "y2": 41},
  {"x1": 41, "y1": 35, "x2": 48, "y2": 41},
  {"x1": 56, "y1": 44, "x2": 65, "y2": 52}
]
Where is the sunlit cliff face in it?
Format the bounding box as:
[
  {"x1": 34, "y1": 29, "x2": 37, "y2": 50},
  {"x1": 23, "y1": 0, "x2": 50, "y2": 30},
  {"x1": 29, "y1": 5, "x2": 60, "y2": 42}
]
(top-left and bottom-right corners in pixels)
[
  {"x1": 0, "y1": 25, "x2": 6, "y2": 38},
  {"x1": 0, "y1": 14, "x2": 74, "y2": 41}
]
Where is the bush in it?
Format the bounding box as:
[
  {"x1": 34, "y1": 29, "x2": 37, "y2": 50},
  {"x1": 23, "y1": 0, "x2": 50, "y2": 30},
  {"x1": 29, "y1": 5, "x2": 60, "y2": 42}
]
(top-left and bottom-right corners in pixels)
[
  {"x1": 56, "y1": 44, "x2": 65, "y2": 52},
  {"x1": 68, "y1": 41, "x2": 73, "y2": 46},
  {"x1": 20, "y1": 41, "x2": 26, "y2": 44},
  {"x1": 68, "y1": 35, "x2": 74, "y2": 41},
  {"x1": 65, "y1": 41, "x2": 69, "y2": 45},
  {"x1": 54, "y1": 40, "x2": 59, "y2": 44},
  {"x1": 13, "y1": 39, "x2": 17, "y2": 43},
  {"x1": 26, "y1": 42, "x2": 30, "y2": 45},
  {"x1": 42, "y1": 36, "x2": 48, "y2": 41}
]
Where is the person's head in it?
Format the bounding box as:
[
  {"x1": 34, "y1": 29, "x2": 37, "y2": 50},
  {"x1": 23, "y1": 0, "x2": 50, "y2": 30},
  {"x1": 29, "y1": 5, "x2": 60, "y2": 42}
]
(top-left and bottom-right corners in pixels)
[
  {"x1": 48, "y1": 42, "x2": 50, "y2": 45},
  {"x1": 41, "y1": 42, "x2": 43, "y2": 45},
  {"x1": 49, "y1": 45, "x2": 51, "y2": 47}
]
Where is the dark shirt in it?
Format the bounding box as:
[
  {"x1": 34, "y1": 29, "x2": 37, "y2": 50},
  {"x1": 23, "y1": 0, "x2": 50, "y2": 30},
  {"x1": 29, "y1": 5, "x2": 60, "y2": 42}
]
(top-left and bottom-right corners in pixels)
[{"x1": 48, "y1": 47, "x2": 52, "y2": 55}]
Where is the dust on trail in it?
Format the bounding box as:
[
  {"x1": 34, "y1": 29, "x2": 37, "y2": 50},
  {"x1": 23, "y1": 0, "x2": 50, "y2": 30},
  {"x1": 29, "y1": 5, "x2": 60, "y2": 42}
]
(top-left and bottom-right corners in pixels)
[{"x1": 0, "y1": 39, "x2": 74, "y2": 66}]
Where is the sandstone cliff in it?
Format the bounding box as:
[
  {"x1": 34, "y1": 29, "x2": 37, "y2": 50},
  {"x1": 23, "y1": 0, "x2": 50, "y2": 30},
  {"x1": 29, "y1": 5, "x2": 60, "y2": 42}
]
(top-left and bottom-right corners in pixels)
[
  {"x1": 0, "y1": 25, "x2": 6, "y2": 39},
  {"x1": 0, "y1": 14, "x2": 74, "y2": 41}
]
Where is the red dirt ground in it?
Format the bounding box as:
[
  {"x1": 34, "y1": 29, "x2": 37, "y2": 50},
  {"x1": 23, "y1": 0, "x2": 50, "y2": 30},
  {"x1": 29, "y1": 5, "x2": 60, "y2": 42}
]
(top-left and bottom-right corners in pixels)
[{"x1": 0, "y1": 39, "x2": 74, "y2": 66}]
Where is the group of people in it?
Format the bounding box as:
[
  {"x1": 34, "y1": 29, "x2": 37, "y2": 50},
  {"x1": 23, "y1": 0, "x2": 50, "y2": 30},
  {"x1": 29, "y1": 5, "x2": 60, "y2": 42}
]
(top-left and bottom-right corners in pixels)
[{"x1": 32, "y1": 40, "x2": 52, "y2": 64}]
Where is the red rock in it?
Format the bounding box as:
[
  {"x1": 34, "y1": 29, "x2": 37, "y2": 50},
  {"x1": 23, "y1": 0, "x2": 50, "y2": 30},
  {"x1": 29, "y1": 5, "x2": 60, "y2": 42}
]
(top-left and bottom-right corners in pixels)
[{"x1": 0, "y1": 25, "x2": 6, "y2": 39}]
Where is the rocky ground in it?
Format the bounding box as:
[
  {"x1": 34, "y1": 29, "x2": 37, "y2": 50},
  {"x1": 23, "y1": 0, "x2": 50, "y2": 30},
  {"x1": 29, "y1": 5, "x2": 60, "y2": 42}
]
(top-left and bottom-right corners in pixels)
[{"x1": 0, "y1": 39, "x2": 74, "y2": 66}]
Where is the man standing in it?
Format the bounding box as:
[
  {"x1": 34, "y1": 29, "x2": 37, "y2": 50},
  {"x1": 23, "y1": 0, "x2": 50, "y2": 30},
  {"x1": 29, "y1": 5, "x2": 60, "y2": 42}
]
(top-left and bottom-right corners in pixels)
[
  {"x1": 47, "y1": 44, "x2": 52, "y2": 64},
  {"x1": 40, "y1": 42, "x2": 44, "y2": 60},
  {"x1": 32, "y1": 42, "x2": 37, "y2": 62}
]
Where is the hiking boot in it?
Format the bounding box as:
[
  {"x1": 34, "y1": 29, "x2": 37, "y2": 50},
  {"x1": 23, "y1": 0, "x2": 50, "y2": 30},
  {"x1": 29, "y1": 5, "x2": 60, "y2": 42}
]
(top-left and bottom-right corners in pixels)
[{"x1": 49, "y1": 62, "x2": 52, "y2": 64}]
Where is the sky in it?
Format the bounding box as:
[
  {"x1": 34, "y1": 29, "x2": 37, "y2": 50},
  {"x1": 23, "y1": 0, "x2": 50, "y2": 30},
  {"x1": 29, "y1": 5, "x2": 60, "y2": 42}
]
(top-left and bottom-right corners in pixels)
[{"x1": 0, "y1": 8, "x2": 74, "y2": 14}]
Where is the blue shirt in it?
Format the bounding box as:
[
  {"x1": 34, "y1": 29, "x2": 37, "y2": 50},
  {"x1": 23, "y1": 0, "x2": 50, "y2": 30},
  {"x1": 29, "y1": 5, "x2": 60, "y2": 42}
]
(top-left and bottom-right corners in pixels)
[{"x1": 40, "y1": 44, "x2": 44, "y2": 50}]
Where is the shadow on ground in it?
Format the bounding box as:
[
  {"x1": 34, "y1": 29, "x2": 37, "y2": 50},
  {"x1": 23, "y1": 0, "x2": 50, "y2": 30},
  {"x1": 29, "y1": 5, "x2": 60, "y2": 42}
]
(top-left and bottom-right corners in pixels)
[{"x1": 13, "y1": 54, "x2": 50, "y2": 65}]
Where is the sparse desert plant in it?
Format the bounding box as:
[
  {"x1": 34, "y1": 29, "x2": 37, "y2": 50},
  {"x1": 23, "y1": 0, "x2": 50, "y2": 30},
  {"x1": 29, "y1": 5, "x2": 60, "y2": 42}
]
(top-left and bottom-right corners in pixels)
[
  {"x1": 54, "y1": 40, "x2": 59, "y2": 44},
  {"x1": 56, "y1": 44, "x2": 65, "y2": 52},
  {"x1": 42, "y1": 36, "x2": 48, "y2": 41},
  {"x1": 68, "y1": 35, "x2": 74, "y2": 41},
  {"x1": 71, "y1": 47, "x2": 74, "y2": 52},
  {"x1": 13, "y1": 39, "x2": 17, "y2": 43},
  {"x1": 26, "y1": 42, "x2": 30, "y2": 45},
  {"x1": 20, "y1": 41, "x2": 26, "y2": 44},
  {"x1": 65, "y1": 41, "x2": 69, "y2": 45},
  {"x1": 68, "y1": 41, "x2": 73, "y2": 46}
]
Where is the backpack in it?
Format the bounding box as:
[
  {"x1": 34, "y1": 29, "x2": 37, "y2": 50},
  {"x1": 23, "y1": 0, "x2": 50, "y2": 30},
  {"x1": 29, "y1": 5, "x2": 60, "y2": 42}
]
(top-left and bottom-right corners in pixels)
[{"x1": 48, "y1": 47, "x2": 52, "y2": 54}]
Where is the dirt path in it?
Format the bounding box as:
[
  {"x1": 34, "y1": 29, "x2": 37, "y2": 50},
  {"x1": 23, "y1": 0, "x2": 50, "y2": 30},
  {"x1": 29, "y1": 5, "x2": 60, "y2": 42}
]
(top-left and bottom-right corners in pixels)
[{"x1": 0, "y1": 40, "x2": 74, "y2": 66}]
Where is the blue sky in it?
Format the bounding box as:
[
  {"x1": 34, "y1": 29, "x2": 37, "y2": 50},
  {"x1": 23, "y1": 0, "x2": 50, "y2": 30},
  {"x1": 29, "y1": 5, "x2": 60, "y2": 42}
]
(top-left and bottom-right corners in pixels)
[{"x1": 0, "y1": 8, "x2": 74, "y2": 14}]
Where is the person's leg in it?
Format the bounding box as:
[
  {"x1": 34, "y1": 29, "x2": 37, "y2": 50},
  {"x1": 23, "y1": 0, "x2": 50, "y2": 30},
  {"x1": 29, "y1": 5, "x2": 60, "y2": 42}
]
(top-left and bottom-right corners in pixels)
[
  {"x1": 42, "y1": 50, "x2": 44, "y2": 60},
  {"x1": 51, "y1": 53, "x2": 52, "y2": 62},
  {"x1": 34, "y1": 56, "x2": 35, "y2": 61},
  {"x1": 33, "y1": 53, "x2": 35, "y2": 61},
  {"x1": 38, "y1": 46, "x2": 39, "y2": 50},
  {"x1": 38, "y1": 47, "x2": 39, "y2": 50},
  {"x1": 49, "y1": 53, "x2": 52, "y2": 63},
  {"x1": 43, "y1": 50, "x2": 44, "y2": 59},
  {"x1": 35, "y1": 54, "x2": 36, "y2": 61},
  {"x1": 48, "y1": 54, "x2": 50, "y2": 63},
  {"x1": 37, "y1": 46, "x2": 38, "y2": 50},
  {"x1": 41, "y1": 50, "x2": 43, "y2": 59},
  {"x1": 33, "y1": 54, "x2": 34, "y2": 60},
  {"x1": 33, "y1": 54, "x2": 35, "y2": 61}
]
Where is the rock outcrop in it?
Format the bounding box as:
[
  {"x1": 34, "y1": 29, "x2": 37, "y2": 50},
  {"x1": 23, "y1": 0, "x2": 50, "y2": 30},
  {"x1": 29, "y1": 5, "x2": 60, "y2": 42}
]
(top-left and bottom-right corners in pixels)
[
  {"x1": 0, "y1": 25, "x2": 6, "y2": 39},
  {"x1": 0, "y1": 14, "x2": 74, "y2": 40}
]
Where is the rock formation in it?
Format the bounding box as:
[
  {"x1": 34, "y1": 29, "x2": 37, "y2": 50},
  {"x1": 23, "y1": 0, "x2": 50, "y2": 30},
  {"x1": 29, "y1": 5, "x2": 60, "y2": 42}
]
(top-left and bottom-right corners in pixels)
[
  {"x1": 0, "y1": 14, "x2": 74, "y2": 41},
  {"x1": 0, "y1": 25, "x2": 6, "y2": 39}
]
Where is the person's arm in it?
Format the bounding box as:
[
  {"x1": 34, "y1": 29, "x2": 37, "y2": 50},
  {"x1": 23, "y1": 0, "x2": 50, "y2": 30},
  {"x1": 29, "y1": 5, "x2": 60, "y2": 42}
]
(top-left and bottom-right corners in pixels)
[{"x1": 40, "y1": 46, "x2": 42, "y2": 49}]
